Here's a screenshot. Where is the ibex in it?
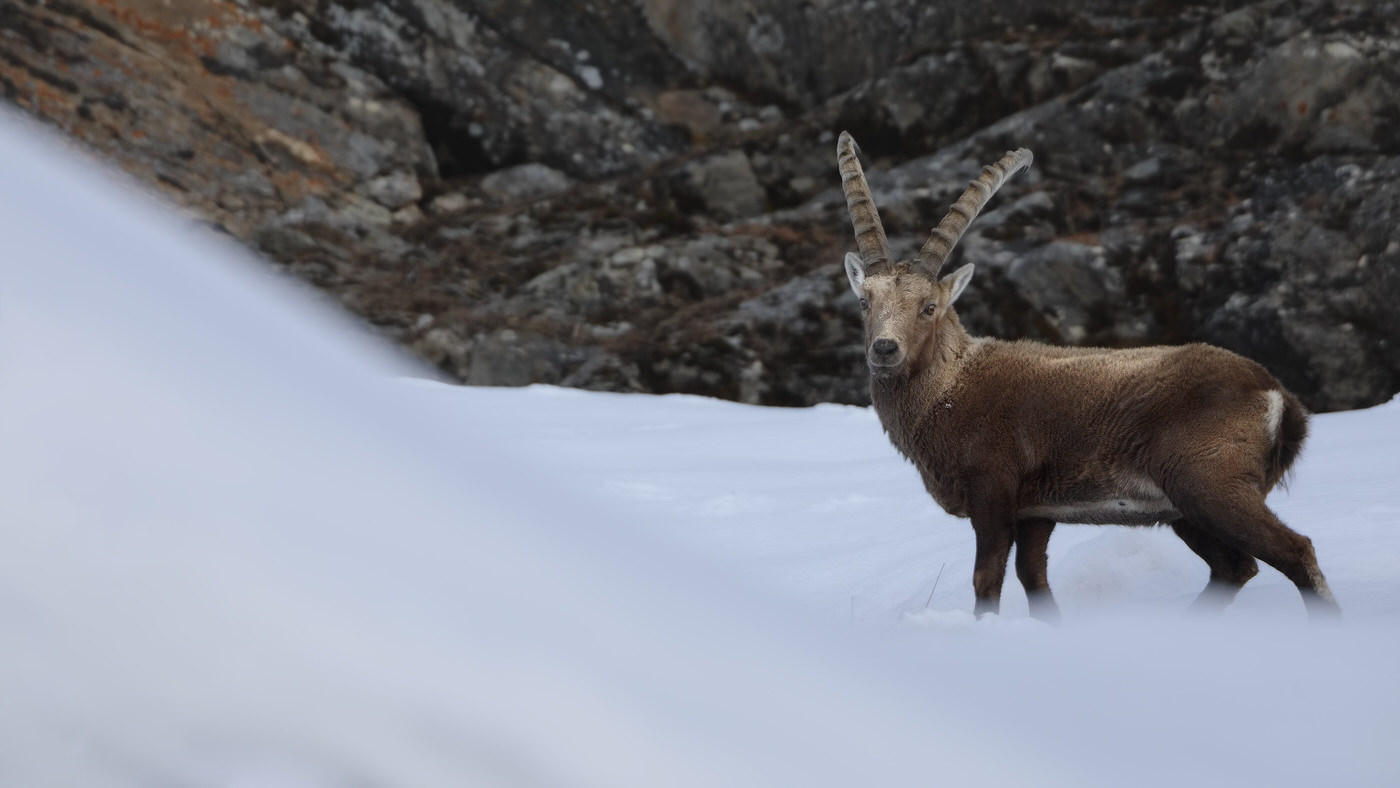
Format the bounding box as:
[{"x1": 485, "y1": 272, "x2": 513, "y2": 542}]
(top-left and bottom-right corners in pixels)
[{"x1": 835, "y1": 131, "x2": 1338, "y2": 620}]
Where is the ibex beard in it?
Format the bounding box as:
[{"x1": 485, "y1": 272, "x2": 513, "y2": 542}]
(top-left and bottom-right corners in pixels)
[{"x1": 835, "y1": 131, "x2": 1338, "y2": 621}]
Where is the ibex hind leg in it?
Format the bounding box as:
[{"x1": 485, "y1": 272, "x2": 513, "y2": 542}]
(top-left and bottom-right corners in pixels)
[
  {"x1": 1170, "y1": 518, "x2": 1258, "y2": 613},
  {"x1": 1015, "y1": 518, "x2": 1060, "y2": 623},
  {"x1": 1170, "y1": 478, "x2": 1340, "y2": 619}
]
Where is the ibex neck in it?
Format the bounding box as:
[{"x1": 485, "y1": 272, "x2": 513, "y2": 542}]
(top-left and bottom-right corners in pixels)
[{"x1": 925, "y1": 310, "x2": 972, "y2": 373}]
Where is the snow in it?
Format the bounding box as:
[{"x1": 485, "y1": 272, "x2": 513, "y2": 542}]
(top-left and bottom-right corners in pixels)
[
  {"x1": 2, "y1": 104, "x2": 1399, "y2": 786},
  {"x1": 427, "y1": 383, "x2": 1400, "y2": 624}
]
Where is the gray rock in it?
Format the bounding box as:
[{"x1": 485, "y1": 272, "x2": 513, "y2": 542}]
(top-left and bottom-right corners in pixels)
[
  {"x1": 520, "y1": 245, "x2": 665, "y2": 317},
  {"x1": 560, "y1": 352, "x2": 647, "y2": 393},
  {"x1": 1222, "y1": 34, "x2": 1379, "y2": 152},
  {"x1": 429, "y1": 192, "x2": 473, "y2": 214},
  {"x1": 1123, "y1": 157, "x2": 1164, "y2": 185},
  {"x1": 1005, "y1": 241, "x2": 1117, "y2": 345},
  {"x1": 362, "y1": 171, "x2": 423, "y2": 210},
  {"x1": 669, "y1": 150, "x2": 768, "y2": 222},
  {"x1": 463, "y1": 329, "x2": 584, "y2": 387},
  {"x1": 479, "y1": 163, "x2": 575, "y2": 203}
]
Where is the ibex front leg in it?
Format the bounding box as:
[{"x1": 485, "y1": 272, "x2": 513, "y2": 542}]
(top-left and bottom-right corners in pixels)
[
  {"x1": 1015, "y1": 517, "x2": 1060, "y2": 622},
  {"x1": 969, "y1": 490, "x2": 1016, "y2": 618}
]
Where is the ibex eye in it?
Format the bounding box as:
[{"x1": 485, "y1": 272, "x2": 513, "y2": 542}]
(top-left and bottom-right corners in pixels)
[
  {"x1": 923, "y1": 303, "x2": 937, "y2": 315},
  {"x1": 859, "y1": 298, "x2": 870, "y2": 311}
]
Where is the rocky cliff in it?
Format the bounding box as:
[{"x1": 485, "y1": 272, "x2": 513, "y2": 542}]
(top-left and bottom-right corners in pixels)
[{"x1": 3, "y1": 0, "x2": 1397, "y2": 411}]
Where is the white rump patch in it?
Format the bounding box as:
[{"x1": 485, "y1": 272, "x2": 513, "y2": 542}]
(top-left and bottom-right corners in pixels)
[{"x1": 1263, "y1": 390, "x2": 1284, "y2": 442}]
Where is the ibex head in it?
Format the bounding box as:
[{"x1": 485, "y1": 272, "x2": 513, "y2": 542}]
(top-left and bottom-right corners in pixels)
[{"x1": 837, "y1": 131, "x2": 1032, "y2": 376}]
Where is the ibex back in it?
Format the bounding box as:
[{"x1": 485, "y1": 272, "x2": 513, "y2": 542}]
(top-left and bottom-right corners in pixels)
[{"x1": 835, "y1": 131, "x2": 1338, "y2": 620}]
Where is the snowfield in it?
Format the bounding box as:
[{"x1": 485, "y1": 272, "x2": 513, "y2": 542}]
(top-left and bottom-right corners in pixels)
[
  {"x1": 442, "y1": 382, "x2": 1400, "y2": 625},
  {"x1": 2, "y1": 106, "x2": 1398, "y2": 787}
]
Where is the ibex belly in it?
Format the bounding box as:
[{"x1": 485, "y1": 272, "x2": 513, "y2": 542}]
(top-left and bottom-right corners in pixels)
[
  {"x1": 1018, "y1": 477, "x2": 1180, "y2": 526},
  {"x1": 1018, "y1": 499, "x2": 1181, "y2": 526}
]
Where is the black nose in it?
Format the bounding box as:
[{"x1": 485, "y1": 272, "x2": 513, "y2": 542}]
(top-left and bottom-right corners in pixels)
[{"x1": 872, "y1": 338, "x2": 899, "y2": 358}]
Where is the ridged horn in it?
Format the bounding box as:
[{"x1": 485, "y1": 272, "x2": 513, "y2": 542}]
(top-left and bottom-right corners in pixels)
[
  {"x1": 836, "y1": 131, "x2": 891, "y2": 269},
  {"x1": 915, "y1": 148, "x2": 1034, "y2": 278}
]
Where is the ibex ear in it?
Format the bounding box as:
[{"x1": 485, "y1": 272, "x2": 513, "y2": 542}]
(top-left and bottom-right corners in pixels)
[
  {"x1": 844, "y1": 252, "x2": 866, "y2": 298},
  {"x1": 942, "y1": 263, "x2": 975, "y2": 305}
]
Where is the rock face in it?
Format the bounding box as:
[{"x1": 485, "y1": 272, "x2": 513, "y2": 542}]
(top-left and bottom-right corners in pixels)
[{"x1": 3, "y1": 0, "x2": 1397, "y2": 412}]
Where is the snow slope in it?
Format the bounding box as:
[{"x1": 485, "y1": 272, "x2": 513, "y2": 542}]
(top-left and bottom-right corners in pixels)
[
  {"x1": 422, "y1": 384, "x2": 1400, "y2": 625},
  {"x1": 2, "y1": 105, "x2": 1399, "y2": 786},
  {"x1": 0, "y1": 109, "x2": 999, "y2": 787},
  {"x1": 405, "y1": 384, "x2": 1400, "y2": 788}
]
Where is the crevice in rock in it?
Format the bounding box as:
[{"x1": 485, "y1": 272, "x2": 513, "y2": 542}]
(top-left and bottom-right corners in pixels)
[{"x1": 410, "y1": 93, "x2": 517, "y2": 179}]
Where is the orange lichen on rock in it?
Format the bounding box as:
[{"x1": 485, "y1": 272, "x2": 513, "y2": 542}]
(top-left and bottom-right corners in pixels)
[{"x1": 90, "y1": 0, "x2": 266, "y2": 62}]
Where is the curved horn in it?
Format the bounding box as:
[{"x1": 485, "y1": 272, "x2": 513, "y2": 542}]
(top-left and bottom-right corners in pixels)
[
  {"x1": 836, "y1": 131, "x2": 891, "y2": 269},
  {"x1": 915, "y1": 148, "x2": 1033, "y2": 278}
]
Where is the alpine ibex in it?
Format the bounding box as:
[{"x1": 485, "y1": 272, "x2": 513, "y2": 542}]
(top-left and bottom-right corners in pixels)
[{"x1": 835, "y1": 131, "x2": 1338, "y2": 620}]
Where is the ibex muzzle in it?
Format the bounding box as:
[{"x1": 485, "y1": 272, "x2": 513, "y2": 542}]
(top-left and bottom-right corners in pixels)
[{"x1": 836, "y1": 131, "x2": 1338, "y2": 621}]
